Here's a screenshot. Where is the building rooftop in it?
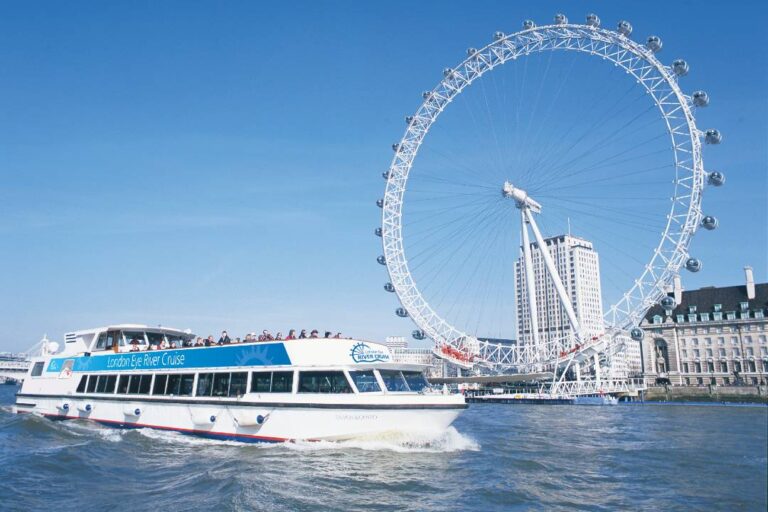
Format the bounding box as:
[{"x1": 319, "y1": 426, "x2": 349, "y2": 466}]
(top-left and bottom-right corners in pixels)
[{"x1": 645, "y1": 282, "x2": 768, "y2": 321}]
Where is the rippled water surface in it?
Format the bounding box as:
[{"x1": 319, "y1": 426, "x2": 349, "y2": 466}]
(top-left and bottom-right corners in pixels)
[{"x1": 0, "y1": 386, "x2": 765, "y2": 511}]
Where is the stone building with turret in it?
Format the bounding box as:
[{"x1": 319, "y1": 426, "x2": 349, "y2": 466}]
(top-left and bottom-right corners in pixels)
[{"x1": 639, "y1": 267, "x2": 768, "y2": 386}]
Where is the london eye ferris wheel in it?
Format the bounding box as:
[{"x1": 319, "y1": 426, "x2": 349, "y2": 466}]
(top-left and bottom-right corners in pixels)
[{"x1": 375, "y1": 14, "x2": 724, "y2": 371}]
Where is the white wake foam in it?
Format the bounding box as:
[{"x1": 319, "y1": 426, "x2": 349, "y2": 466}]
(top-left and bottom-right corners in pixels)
[{"x1": 284, "y1": 427, "x2": 480, "y2": 453}]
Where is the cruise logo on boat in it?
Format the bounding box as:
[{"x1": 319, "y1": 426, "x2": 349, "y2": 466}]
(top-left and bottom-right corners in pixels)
[{"x1": 349, "y1": 342, "x2": 390, "y2": 363}]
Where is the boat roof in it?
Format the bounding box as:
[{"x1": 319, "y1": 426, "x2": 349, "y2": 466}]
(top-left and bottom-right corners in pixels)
[{"x1": 68, "y1": 324, "x2": 191, "y2": 336}]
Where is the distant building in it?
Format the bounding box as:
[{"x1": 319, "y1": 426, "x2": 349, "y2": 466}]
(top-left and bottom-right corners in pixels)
[
  {"x1": 384, "y1": 336, "x2": 408, "y2": 350},
  {"x1": 640, "y1": 267, "x2": 768, "y2": 386},
  {"x1": 515, "y1": 234, "x2": 604, "y2": 352}
]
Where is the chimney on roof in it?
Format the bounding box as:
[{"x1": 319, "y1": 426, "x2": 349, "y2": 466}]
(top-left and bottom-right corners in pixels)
[
  {"x1": 673, "y1": 275, "x2": 683, "y2": 304},
  {"x1": 745, "y1": 266, "x2": 755, "y2": 300}
]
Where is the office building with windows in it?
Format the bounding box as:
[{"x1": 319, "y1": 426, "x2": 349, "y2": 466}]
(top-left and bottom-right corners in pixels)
[{"x1": 514, "y1": 234, "x2": 605, "y2": 351}]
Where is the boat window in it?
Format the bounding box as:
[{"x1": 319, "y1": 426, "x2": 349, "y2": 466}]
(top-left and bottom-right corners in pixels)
[
  {"x1": 212, "y1": 373, "x2": 230, "y2": 397},
  {"x1": 103, "y1": 375, "x2": 117, "y2": 393},
  {"x1": 298, "y1": 371, "x2": 352, "y2": 394},
  {"x1": 379, "y1": 370, "x2": 409, "y2": 392},
  {"x1": 115, "y1": 375, "x2": 128, "y2": 393},
  {"x1": 349, "y1": 370, "x2": 381, "y2": 392},
  {"x1": 251, "y1": 372, "x2": 272, "y2": 392},
  {"x1": 96, "y1": 333, "x2": 108, "y2": 350},
  {"x1": 166, "y1": 374, "x2": 181, "y2": 395},
  {"x1": 96, "y1": 375, "x2": 109, "y2": 393},
  {"x1": 128, "y1": 375, "x2": 140, "y2": 394},
  {"x1": 105, "y1": 331, "x2": 120, "y2": 350},
  {"x1": 31, "y1": 362, "x2": 44, "y2": 377},
  {"x1": 146, "y1": 332, "x2": 166, "y2": 346},
  {"x1": 122, "y1": 331, "x2": 146, "y2": 347},
  {"x1": 153, "y1": 374, "x2": 168, "y2": 395},
  {"x1": 402, "y1": 371, "x2": 429, "y2": 392},
  {"x1": 179, "y1": 374, "x2": 195, "y2": 396},
  {"x1": 271, "y1": 371, "x2": 293, "y2": 393},
  {"x1": 87, "y1": 375, "x2": 99, "y2": 393},
  {"x1": 76, "y1": 375, "x2": 88, "y2": 393},
  {"x1": 229, "y1": 372, "x2": 247, "y2": 397},
  {"x1": 138, "y1": 375, "x2": 152, "y2": 394},
  {"x1": 196, "y1": 373, "x2": 214, "y2": 397},
  {"x1": 117, "y1": 375, "x2": 130, "y2": 394}
]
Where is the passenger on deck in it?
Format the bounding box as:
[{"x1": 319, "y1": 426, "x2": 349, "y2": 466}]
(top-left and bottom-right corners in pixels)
[
  {"x1": 195, "y1": 337, "x2": 204, "y2": 347},
  {"x1": 275, "y1": 332, "x2": 283, "y2": 340},
  {"x1": 130, "y1": 338, "x2": 141, "y2": 352},
  {"x1": 160, "y1": 338, "x2": 169, "y2": 350},
  {"x1": 244, "y1": 334, "x2": 254, "y2": 343},
  {"x1": 286, "y1": 329, "x2": 297, "y2": 340},
  {"x1": 218, "y1": 331, "x2": 231, "y2": 345},
  {"x1": 298, "y1": 329, "x2": 307, "y2": 339},
  {"x1": 310, "y1": 330, "x2": 319, "y2": 339},
  {"x1": 324, "y1": 331, "x2": 331, "y2": 338},
  {"x1": 205, "y1": 336, "x2": 214, "y2": 347},
  {"x1": 263, "y1": 330, "x2": 274, "y2": 341},
  {"x1": 334, "y1": 332, "x2": 342, "y2": 339}
]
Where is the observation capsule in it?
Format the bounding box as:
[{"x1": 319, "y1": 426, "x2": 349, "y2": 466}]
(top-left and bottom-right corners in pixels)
[
  {"x1": 443, "y1": 68, "x2": 454, "y2": 77},
  {"x1": 646, "y1": 36, "x2": 663, "y2": 53},
  {"x1": 661, "y1": 296, "x2": 676, "y2": 311},
  {"x1": 701, "y1": 215, "x2": 719, "y2": 230},
  {"x1": 376, "y1": 198, "x2": 384, "y2": 208},
  {"x1": 705, "y1": 129, "x2": 722, "y2": 145},
  {"x1": 707, "y1": 171, "x2": 726, "y2": 186},
  {"x1": 374, "y1": 227, "x2": 383, "y2": 237},
  {"x1": 384, "y1": 282, "x2": 395, "y2": 293},
  {"x1": 523, "y1": 20, "x2": 536, "y2": 30},
  {"x1": 617, "y1": 20, "x2": 633, "y2": 36},
  {"x1": 685, "y1": 258, "x2": 703, "y2": 273},
  {"x1": 692, "y1": 90, "x2": 709, "y2": 107},
  {"x1": 494, "y1": 31, "x2": 505, "y2": 40},
  {"x1": 672, "y1": 59, "x2": 689, "y2": 77},
  {"x1": 396, "y1": 307, "x2": 409, "y2": 318},
  {"x1": 392, "y1": 143, "x2": 400, "y2": 152},
  {"x1": 554, "y1": 13, "x2": 568, "y2": 25},
  {"x1": 382, "y1": 170, "x2": 390, "y2": 180},
  {"x1": 412, "y1": 329, "x2": 426, "y2": 340},
  {"x1": 377, "y1": 255, "x2": 386, "y2": 265},
  {"x1": 586, "y1": 14, "x2": 600, "y2": 27},
  {"x1": 422, "y1": 91, "x2": 432, "y2": 99},
  {"x1": 405, "y1": 115, "x2": 414, "y2": 124},
  {"x1": 630, "y1": 327, "x2": 644, "y2": 341},
  {"x1": 467, "y1": 47, "x2": 478, "y2": 56}
]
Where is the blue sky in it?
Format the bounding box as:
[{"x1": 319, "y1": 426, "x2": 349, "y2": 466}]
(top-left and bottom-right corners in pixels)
[{"x1": 0, "y1": 1, "x2": 766, "y2": 351}]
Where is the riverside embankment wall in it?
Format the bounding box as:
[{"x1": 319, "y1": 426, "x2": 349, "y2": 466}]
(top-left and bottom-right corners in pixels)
[{"x1": 644, "y1": 385, "x2": 767, "y2": 404}]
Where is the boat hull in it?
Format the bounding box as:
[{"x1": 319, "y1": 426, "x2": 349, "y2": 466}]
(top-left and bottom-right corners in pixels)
[{"x1": 15, "y1": 395, "x2": 465, "y2": 442}]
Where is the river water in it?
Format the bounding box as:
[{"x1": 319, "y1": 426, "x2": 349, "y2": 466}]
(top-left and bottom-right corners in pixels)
[{"x1": 0, "y1": 385, "x2": 765, "y2": 511}]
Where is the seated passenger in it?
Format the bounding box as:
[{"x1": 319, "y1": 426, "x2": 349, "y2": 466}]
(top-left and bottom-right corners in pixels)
[
  {"x1": 204, "y1": 335, "x2": 214, "y2": 347},
  {"x1": 218, "y1": 330, "x2": 231, "y2": 345},
  {"x1": 324, "y1": 331, "x2": 331, "y2": 338},
  {"x1": 275, "y1": 332, "x2": 283, "y2": 340},
  {"x1": 286, "y1": 329, "x2": 296, "y2": 340},
  {"x1": 257, "y1": 334, "x2": 265, "y2": 342},
  {"x1": 195, "y1": 337, "x2": 204, "y2": 347},
  {"x1": 263, "y1": 330, "x2": 274, "y2": 341},
  {"x1": 130, "y1": 338, "x2": 141, "y2": 352},
  {"x1": 310, "y1": 330, "x2": 319, "y2": 338},
  {"x1": 298, "y1": 329, "x2": 307, "y2": 339},
  {"x1": 160, "y1": 339, "x2": 169, "y2": 350}
]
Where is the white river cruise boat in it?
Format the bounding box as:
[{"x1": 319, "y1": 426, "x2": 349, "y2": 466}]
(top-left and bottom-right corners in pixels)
[{"x1": 14, "y1": 325, "x2": 466, "y2": 442}]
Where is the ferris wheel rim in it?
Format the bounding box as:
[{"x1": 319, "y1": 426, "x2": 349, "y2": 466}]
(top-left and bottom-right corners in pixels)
[{"x1": 380, "y1": 20, "x2": 708, "y2": 356}]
